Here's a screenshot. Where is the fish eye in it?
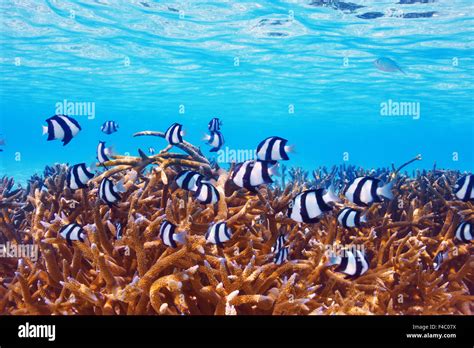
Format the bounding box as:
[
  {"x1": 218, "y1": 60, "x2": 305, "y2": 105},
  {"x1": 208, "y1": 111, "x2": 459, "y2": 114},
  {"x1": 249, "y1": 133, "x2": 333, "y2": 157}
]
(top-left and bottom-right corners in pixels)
[{"x1": 288, "y1": 201, "x2": 293, "y2": 208}]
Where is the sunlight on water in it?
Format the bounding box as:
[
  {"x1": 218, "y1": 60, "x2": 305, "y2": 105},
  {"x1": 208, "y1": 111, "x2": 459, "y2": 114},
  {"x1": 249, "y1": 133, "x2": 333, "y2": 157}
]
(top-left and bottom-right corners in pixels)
[{"x1": 0, "y1": 0, "x2": 473, "y2": 183}]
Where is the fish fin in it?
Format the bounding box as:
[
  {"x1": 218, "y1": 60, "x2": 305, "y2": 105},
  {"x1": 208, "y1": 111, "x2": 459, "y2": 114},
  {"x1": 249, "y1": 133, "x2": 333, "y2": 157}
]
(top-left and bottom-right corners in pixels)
[
  {"x1": 268, "y1": 163, "x2": 281, "y2": 177},
  {"x1": 209, "y1": 147, "x2": 219, "y2": 152},
  {"x1": 181, "y1": 129, "x2": 186, "y2": 137},
  {"x1": 115, "y1": 179, "x2": 126, "y2": 193},
  {"x1": 284, "y1": 144, "x2": 295, "y2": 154},
  {"x1": 173, "y1": 231, "x2": 187, "y2": 245},
  {"x1": 138, "y1": 148, "x2": 149, "y2": 160},
  {"x1": 106, "y1": 145, "x2": 116, "y2": 156},
  {"x1": 326, "y1": 254, "x2": 341, "y2": 267},
  {"x1": 202, "y1": 133, "x2": 211, "y2": 142},
  {"x1": 377, "y1": 181, "x2": 394, "y2": 200},
  {"x1": 42, "y1": 125, "x2": 49, "y2": 136},
  {"x1": 323, "y1": 185, "x2": 341, "y2": 203},
  {"x1": 360, "y1": 213, "x2": 367, "y2": 223},
  {"x1": 89, "y1": 162, "x2": 98, "y2": 172}
]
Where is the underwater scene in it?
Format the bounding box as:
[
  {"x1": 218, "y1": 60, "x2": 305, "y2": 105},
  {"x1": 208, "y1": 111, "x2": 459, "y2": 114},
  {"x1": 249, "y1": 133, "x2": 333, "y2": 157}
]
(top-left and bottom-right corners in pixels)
[{"x1": 0, "y1": 0, "x2": 473, "y2": 316}]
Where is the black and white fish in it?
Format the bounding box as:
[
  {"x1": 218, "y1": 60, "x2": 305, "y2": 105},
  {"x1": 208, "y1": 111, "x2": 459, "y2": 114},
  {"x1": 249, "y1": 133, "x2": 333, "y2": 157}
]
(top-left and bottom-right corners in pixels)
[
  {"x1": 206, "y1": 221, "x2": 233, "y2": 245},
  {"x1": 344, "y1": 177, "x2": 393, "y2": 207},
  {"x1": 454, "y1": 221, "x2": 473, "y2": 243},
  {"x1": 66, "y1": 163, "x2": 95, "y2": 190},
  {"x1": 42, "y1": 115, "x2": 81, "y2": 146},
  {"x1": 116, "y1": 223, "x2": 123, "y2": 240},
  {"x1": 203, "y1": 131, "x2": 224, "y2": 152},
  {"x1": 97, "y1": 141, "x2": 114, "y2": 164},
  {"x1": 101, "y1": 120, "x2": 119, "y2": 135},
  {"x1": 149, "y1": 147, "x2": 155, "y2": 155},
  {"x1": 99, "y1": 177, "x2": 126, "y2": 206},
  {"x1": 59, "y1": 223, "x2": 86, "y2": 245},
  {"x1": 208, "y1": 117, "x2": 222, "y2": 132},
  {"x1": 454, "y1": 174, "x2": 474, "y2": 202},
  {"x1": 256, "y1": 136, "x2": 292, "y2": 161},
  {"x1": 337, "y1": 207, "x2": 367, "y2": 228},
  {"x1": 176, "y1": 170, "x2": 204, "y2": 192},
  {"x1": 288, "y1": 187, "x2": 340, "y2": 223},
  {"x1": 194, "y1": 182, "x2": 220, "y2": 204},
  {"x1": 159, "y1": 220, "x2": 187, "y2": 248},
  {"x1": 165, "y1": 123, "x2": 184, "y2": 145},
  {"x1": 433, "y1": 250, "x2": 449, "y2": 271},
  {"x1": 274, "y1": 246, "x2": 289, "y2": 265},
  {"x1": 328, "y1": 248, "x2": 369, "y2": 278},
  {"x1": 231, "y1": 160, "x2": 279, "y2": 190},
  {"x1": 271, "y1": 234, "x2": 286, "y2": 253}
]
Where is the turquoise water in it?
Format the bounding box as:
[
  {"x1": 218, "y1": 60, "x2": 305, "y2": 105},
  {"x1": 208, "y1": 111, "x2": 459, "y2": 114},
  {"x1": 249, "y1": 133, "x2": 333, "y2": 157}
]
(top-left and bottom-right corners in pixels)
[{"x1": 1, "y1": 0, "x2": 473, "y2": 184}]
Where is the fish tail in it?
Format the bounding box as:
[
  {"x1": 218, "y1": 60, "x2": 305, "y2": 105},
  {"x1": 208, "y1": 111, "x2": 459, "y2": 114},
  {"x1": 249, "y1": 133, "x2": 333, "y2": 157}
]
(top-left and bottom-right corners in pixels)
[
  {"x1": 268, "y1": 162, "x2": 281, "y2": 177},
  {"x1": 326, "y1": 254, "x2": 341, "y2": 267},
  {"x1": 324, "y1": 185, "x2": 341, "y2": 203},
  {"x1": 285, "y1": 144, "x2": 296, "y2": 154},
  {"x1": 377, "y1": 181, "x2": 394, "y2": 200},
  {"x1": 42, "y1": 125, "x2": 48, "y2": 135},
  {"x1": 116, "y1": 179, "x2": 126, "y2": 193},
  {"x1": 173, "y1": 231, "x2": 187, "y2": 245}
]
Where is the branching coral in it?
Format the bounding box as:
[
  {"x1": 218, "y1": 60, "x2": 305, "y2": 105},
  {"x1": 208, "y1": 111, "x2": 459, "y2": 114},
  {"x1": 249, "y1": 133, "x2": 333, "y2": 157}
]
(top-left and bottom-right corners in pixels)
[{"x1": 0, "y1": 136, "x2": 472, "y2": 315}]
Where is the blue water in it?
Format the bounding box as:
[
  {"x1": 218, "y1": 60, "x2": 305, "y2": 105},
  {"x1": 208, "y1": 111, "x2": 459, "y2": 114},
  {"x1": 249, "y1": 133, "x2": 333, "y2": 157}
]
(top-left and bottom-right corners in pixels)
[{"x1": 1, "y1": 0, "x2": 473, "y2": 184}]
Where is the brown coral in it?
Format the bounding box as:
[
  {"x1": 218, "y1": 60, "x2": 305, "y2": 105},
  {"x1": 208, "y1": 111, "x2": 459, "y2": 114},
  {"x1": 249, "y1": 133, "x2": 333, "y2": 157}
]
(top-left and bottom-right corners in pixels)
[{"x1": 0, "y1": 141, "x2": 473, "y2": 315}]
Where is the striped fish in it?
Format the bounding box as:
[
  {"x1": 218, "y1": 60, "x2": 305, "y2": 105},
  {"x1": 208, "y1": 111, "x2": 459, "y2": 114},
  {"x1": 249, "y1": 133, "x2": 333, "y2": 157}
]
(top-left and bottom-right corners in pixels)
[
  {"x1": 328, "y1": 248, "x2": 369, "y2": 278},
  {"x1": 59, "y1": 223, "x2": 86, "y2": 245},
  {"x1": 256, "y1": 136, "x2": 292, "y2": 161},
  {"x1": 231, "y1": 160, "x2": 278, "y2": 190},
  {"x1": 101, "y1": 120, "x2": 119, "y2": 134},
  {"x1": 345, "y1": 177, "x2": 393, "y2": 207},
  {"x1": 271, "y1": 234, "x2": 286, "y2": 253},
  {"x1": 194, "y1": 182, "x2": 219, "y2": 204},
  {"x1": 337, "y1": 207, "x2": 367, "y2": 228},
  {"x1": 43, "y1": 115, "x2": 81, "y2": 146},
  {"x1": 159, "y1": 220, "x2": 186, "y2": 248},
  {"x1": 206, "y1": 221, "x2": 233, "y2": 245},
  {"x1": 455, "y1": 221, "x2": 473, "y2": 243},
  {"x1": 149, "y1": 147, "x2": 155, "y2": 155},
  {"x1": 288, "y1": 187, "x2": 340, "y2": 223},
  {"x1": 99, "y1": 177, "x2": 125, "y2": 206},
  {"x1": 97, "y1": 141, "x2": 113, "y2": 164},
  {"x1": 204, "y1": 131, "x2": 224, "y2": 152},
  {"x1": 66, "y1": 163, "x2": 95, "y2": 190},
  {"x1": 208, "y1": 117, "x2": 222, "y2": 132},
  {"x1": 433, "y1": 250, "x2": 449, "y2": 271},
  {"x1": 274, "y1": 247, "x2": 289, "y2": 265},
  {"x1": 116, "y1": 223, "x2": 123, "y2": 240},
  {"x1": 454, "y1": 174, "x2": 474, "y2": 202},
  {"x1": 165, "y1": 123, "x2": 184, "y2": 145},
  {"x1": 176, "y1": 170, "x2": 204, "y2": 192}
]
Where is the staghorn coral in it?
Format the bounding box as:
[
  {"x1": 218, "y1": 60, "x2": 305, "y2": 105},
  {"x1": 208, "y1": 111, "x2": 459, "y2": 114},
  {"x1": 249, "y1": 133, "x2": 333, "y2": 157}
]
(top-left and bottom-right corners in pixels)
[{"x1": 0, "y1": 137, "x2": 473, "y2": 315}]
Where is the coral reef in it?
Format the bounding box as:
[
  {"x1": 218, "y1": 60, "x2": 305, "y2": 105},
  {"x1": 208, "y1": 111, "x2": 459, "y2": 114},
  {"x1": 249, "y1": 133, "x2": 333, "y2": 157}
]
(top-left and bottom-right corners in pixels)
[{"x1": 0, "y1": 135, "x2": 472, "y2": 315}]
